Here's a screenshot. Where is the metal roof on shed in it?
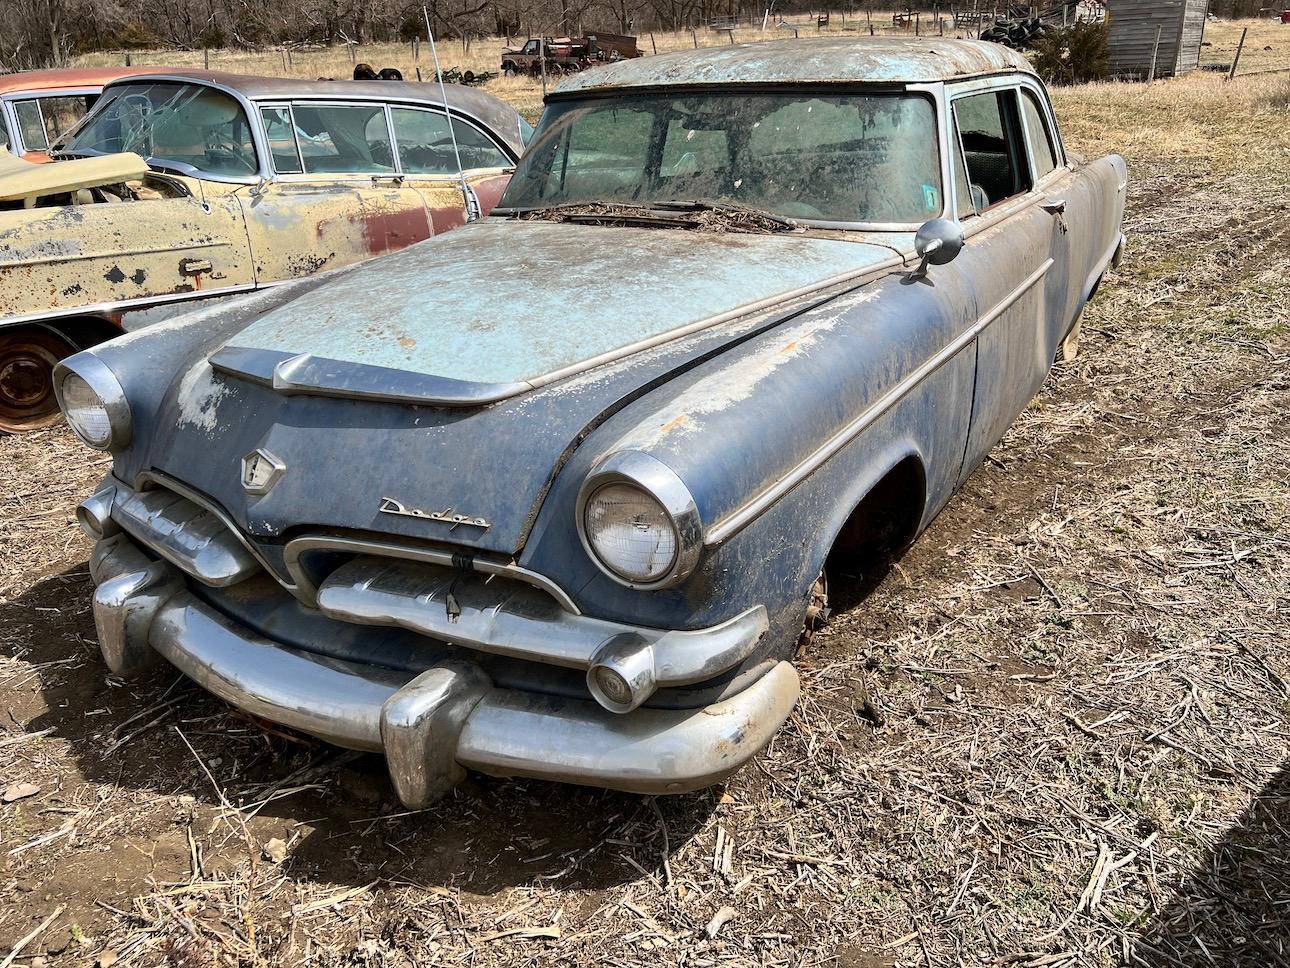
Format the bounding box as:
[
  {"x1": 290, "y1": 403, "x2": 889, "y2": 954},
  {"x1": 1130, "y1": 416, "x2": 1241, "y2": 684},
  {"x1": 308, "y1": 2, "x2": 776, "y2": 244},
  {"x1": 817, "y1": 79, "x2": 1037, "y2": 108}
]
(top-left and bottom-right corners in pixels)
[{"x1": 554, "y1": 37, "x2": 1035, "y2": 94}]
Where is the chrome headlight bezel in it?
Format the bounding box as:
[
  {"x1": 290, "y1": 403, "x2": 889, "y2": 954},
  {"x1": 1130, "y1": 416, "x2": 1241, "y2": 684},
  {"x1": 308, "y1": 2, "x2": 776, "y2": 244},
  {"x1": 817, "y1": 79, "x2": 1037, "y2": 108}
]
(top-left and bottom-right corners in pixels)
[
  {"x1": 53, "y1": 354, "x2": 132, "y2": 452},
  {"x1": 576, "y1": 451, "x2": 703, "y2": 590}
]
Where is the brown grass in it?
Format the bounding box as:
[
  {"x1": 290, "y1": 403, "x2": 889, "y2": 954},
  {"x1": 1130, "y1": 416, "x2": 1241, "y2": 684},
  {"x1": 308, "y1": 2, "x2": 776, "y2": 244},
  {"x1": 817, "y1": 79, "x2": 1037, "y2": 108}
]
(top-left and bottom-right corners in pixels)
[{"x1": 3, "y1": 22, "x2": 1289, "y2": 968}]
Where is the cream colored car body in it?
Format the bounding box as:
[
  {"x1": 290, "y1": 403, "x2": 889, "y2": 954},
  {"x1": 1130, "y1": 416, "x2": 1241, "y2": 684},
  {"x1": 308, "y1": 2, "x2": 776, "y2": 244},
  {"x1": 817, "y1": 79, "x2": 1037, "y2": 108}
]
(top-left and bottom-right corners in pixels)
[{"x1": 0, "y1": 70, "x2": 524, "y2": 432}]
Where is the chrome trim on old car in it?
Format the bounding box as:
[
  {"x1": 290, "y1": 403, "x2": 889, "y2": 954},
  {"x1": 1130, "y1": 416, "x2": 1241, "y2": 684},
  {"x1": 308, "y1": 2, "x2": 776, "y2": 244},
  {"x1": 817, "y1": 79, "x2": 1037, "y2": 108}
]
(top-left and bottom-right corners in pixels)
[
  {"x1": 576, "y1": 451, "x2": 704, "y2": 591},
  {"x1": 314, "y1": 556, "x2": 767, "y2": 713},
  {"x1": 87, "y1": 532, "x2": 799, "y2": 806},
  {"x1": 109, "y1": 485, "x2": 262, "y2": 587}
]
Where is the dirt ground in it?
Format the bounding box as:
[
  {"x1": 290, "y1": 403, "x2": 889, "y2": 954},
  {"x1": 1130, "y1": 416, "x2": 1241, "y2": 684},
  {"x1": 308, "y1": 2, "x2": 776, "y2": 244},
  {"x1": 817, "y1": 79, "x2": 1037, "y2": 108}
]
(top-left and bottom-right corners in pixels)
[{"x1": 5, "y1": 37, "x2": 1290, "y2": 968}]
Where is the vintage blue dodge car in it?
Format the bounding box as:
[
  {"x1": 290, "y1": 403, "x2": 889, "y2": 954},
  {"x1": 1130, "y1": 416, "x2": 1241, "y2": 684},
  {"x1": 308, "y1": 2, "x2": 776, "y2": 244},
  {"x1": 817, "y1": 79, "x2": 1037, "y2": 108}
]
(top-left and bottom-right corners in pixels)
[{"x1": 59, "y1": 38, "x2": 1125, "y2": 807}]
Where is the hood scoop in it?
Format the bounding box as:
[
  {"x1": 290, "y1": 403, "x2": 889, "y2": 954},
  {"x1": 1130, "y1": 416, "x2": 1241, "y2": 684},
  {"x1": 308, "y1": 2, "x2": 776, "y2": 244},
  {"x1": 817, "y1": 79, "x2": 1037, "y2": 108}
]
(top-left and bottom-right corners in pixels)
[{"x1": 210, "y1": 346, "x2": 528, "y2": 407}]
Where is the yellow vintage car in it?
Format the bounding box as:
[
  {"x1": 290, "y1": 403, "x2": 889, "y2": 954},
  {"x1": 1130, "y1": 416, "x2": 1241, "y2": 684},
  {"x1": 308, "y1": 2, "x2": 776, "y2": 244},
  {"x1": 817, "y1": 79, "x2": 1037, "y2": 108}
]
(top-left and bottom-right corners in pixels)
[{"x1": 0, "y1": 70, "x2": 528, "y2": 432}]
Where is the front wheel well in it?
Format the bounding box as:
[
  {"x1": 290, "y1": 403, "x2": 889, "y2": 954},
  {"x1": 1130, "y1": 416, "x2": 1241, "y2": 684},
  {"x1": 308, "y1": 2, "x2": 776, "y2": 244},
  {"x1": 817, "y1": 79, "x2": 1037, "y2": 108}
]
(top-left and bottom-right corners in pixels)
[{"x1": 824, "y1": 455, "x2": 927, "y2": 582}]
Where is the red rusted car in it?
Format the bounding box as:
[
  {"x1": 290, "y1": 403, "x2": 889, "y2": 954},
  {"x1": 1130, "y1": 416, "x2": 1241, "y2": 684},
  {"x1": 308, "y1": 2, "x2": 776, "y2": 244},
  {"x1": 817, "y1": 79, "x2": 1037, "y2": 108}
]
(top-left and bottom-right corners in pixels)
[{"x1": 0, "y1": 67, "x2": 162, "y2": 162}]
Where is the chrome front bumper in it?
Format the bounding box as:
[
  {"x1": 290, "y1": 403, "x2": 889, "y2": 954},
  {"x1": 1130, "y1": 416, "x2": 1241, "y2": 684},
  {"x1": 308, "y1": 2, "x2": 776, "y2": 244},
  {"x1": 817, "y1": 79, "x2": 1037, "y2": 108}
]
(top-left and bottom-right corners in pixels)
[{"x1": 87, "y1": 530, "x2": 800, "y2": 807}]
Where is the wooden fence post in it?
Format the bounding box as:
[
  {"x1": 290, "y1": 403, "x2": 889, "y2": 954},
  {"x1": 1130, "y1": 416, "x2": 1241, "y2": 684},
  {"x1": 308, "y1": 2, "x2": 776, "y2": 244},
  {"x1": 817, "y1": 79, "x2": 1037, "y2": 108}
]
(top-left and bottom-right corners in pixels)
[
  {"x1": 203, "y1": 48, "x2": 209, "y2": 69},
  {"x1": 1147, "y1": 24, "x2": 1161, "y2": 83},
  {"x1": 691, "y1": 27, "x2": 698, "y2": 47},
  {"x1": 649, "y1": 31, "x2": 657, "y2": 53},
  {"x1": 1227, "y1": 26, "x2": 1248, "y2": 80}
]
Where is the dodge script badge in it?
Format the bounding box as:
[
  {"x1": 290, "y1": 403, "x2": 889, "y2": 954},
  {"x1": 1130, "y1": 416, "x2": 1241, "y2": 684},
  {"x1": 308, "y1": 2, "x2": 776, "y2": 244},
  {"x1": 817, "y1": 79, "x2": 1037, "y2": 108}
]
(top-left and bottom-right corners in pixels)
[{"x1": 379, "y1": 497, "x2": 490, "y2": 531}]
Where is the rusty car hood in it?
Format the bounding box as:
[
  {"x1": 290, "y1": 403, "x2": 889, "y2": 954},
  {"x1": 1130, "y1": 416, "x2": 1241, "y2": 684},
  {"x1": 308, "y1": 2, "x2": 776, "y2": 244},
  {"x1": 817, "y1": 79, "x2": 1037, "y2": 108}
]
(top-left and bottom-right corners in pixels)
[
  {"x1": 123, "y1": 220, "x2": 899, "y2": 561},
  {"x1": 213, "y1": 218, "x2": 895, "y2": 406}
]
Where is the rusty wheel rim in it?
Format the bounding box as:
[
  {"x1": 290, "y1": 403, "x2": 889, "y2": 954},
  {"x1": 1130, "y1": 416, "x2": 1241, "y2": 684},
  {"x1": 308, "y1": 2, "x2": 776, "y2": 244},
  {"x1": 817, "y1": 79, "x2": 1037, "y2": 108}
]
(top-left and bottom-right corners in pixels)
[{"x1": 0, "y1": 329, "x2": 76, "y2": 434}]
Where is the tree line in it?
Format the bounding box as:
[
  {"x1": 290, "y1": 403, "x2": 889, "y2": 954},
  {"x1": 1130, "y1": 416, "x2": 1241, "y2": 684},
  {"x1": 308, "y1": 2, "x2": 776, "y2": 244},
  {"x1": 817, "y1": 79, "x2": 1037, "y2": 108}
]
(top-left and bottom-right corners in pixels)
[{"x1": 1, "y1": 0, "x2": 1265, "y2": 71}]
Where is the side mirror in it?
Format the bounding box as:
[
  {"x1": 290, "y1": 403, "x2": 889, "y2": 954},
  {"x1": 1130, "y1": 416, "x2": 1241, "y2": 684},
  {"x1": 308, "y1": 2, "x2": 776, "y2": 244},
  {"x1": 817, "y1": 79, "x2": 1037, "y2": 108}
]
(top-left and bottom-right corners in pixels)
[
  {"x1": 249, "y1": 174, "x2": 274, "y2": 198},
  {"x1": 911, "y1": 218, "x2": 965, "y2": 278}
]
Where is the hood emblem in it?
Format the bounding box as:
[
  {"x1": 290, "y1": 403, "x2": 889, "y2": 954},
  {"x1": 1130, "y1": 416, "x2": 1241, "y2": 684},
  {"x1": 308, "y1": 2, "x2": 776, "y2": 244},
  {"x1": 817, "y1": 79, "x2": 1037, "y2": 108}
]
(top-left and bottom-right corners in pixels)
[
  {"x1": 241, "y1": 448, "x2": 286, "y2": 496},
  {"x1": 379, "y1": 497, "x2": 490, "y2": 531}
]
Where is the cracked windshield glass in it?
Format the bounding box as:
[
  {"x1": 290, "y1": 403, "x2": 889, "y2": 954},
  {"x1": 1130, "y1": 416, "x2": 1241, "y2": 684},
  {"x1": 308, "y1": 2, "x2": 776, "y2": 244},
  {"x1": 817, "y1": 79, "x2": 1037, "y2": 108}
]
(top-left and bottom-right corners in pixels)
[
  {"x1": 500, "y1": 91, "x2": 941, "y2": 225},
  {"x1": 60, "y1": 81, "x2": 257, "y2": 177}
]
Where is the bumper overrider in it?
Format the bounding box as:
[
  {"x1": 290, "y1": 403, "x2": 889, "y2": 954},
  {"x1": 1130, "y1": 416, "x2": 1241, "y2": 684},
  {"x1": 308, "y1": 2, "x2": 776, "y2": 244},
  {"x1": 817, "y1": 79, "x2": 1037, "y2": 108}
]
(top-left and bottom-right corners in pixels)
[{"x1": 79, "y1": 480, "x2": 800, "y2": 807}]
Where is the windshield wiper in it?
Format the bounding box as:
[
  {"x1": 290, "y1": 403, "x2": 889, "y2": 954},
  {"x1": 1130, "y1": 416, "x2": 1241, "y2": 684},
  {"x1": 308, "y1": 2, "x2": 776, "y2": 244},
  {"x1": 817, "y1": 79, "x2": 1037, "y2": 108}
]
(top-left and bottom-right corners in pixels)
[
  {"x1": 500, "y1": 201, "x2": 702, "y2": 230},
  {"x1": 652, "y1": 199, "x2": 799, "y2": 230}
]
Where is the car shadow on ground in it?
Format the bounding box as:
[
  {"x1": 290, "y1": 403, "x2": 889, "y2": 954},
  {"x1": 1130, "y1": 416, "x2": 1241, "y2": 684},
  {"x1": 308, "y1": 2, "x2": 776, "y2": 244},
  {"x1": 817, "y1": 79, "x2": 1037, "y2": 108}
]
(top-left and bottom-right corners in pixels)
[
  {"x1": 1132, "y1": 763, "x2": 1290, "y2": 967},
  {"x1": 0, "y1": 565, "x2": 719, "y2": 896}
]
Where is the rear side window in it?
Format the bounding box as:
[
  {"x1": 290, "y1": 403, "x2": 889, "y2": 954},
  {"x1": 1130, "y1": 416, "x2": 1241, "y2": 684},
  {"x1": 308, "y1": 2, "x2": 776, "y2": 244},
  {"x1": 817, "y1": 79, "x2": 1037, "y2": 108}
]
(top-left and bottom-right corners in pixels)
[
  {"x1": 953, "y1": 90, "x2": 1030, "y2": 210},
  {"x1": 389, "y1": 108, "x2": 511, "y2": 174},
  {"x1": 1020, "y1": 89, "x2": 1058, "y2": 179},
  {"x1": 290, "y1": 103, "x2": 393, "y2": 174}
]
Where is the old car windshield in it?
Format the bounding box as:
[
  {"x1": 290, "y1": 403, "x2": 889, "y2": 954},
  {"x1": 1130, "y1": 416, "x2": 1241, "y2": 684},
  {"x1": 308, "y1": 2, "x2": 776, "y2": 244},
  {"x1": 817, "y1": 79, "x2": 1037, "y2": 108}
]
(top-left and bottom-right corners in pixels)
[
  {"x1": 59, "y1": 82, "x2": 257, "y2": 177},
  {"x1": 499, "y1": 91, "x2": 941, "y2": 226}
]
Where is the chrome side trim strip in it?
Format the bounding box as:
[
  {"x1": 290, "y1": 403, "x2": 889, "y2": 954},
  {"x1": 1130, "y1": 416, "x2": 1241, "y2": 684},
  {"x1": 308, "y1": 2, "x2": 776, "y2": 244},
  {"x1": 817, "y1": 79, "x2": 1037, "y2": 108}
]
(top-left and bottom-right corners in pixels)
[
  {"x1": 706, "y1": 257, "x2": 1055, "y2": 546},
  {"x1": 12, "y1": 239, "x2": 235, "y2": 270},
  {"x1": 1, "y1": 284, "x2": 259, "y2": 328},
  {"x1": 282, "y1": 534, "x2": 580, "y2": 613}
]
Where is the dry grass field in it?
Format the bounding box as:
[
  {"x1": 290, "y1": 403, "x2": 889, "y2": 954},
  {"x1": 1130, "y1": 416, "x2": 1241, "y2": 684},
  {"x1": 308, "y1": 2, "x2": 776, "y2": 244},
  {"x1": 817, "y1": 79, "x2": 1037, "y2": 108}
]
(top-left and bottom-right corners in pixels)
[{"x1": 3, "y1": 17, "x2": 1288, "y2": 968}]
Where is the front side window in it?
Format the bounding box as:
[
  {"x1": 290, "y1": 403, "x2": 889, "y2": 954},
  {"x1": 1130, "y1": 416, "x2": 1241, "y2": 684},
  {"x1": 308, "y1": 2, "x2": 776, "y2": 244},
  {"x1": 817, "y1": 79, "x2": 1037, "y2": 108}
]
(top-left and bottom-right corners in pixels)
[
  {"x1": 500, "y1": 91, "x2": 942, "y2": 225},
  {"x1": 290, "y1": 103, "x2": 393, "y2": 174},
  {"x1": 260, "y1": 106, "x2": 303, "y2": 173},
  {"x1": 389, "y1": 108, "x2": 511, "y2": 174},
  {"x1": 1020, "y1": 89, "x2": 1058, "y2": 179},
  {"x1": 60, "y1": 82, "x2": 257, "y2": 176},
  {"x1": 953, "y1": 90, "x2": 1031, "y2": 210}
]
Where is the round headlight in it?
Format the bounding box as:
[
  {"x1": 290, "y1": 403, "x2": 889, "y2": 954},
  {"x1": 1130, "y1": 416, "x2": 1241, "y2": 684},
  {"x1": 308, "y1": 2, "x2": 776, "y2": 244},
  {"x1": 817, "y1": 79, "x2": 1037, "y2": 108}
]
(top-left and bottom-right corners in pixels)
[
  {"x1": 54, "y1": 355, "x2": 131, "y2": 452},
  {"x1": 584, "y1": 483, "x2": 679, "y2": 583},
  {"x1": 60, "y1": 373, "x2": 112, "y2": 448},
  {"x1": 576, "y1": 452, "x2": 703, "y2": 589}
]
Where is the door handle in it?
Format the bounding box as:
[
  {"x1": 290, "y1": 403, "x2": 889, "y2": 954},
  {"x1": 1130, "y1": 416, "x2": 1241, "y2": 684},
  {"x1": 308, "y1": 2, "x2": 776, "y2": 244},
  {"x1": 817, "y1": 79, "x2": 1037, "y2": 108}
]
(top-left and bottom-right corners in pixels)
[
  {"x1": 179, "y1": 257, "x2": 213, "y2": 275},
  {"x1": 1040, "y1": 198, "x2": 1067, "y2": 215},
  {"x1": 372, "y1": 174, "x2": 406, "y2": 187}
]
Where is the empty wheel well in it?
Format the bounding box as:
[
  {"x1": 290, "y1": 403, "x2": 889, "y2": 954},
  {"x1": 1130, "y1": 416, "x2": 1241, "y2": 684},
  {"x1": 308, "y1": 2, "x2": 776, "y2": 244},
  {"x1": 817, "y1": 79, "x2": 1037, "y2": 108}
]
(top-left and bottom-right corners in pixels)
[
  {"x1": 824, "y1": 455, "x2": 927, "y2": 580},
  {"x1": 54, "y1": 316, "x2": 125, "y2": 350}
]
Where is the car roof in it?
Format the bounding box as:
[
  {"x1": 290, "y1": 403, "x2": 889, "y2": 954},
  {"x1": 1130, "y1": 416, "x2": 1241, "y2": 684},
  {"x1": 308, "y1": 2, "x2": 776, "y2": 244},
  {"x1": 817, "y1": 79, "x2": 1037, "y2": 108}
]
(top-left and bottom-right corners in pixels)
[
  {"x1": 554, "y1": 37, "x2": 1035, "y2": 94},
  {"x1": 0, "y1": 67, "x2": 163, "y2": 97},
  {"x1": 97, "y1": 69, "x2": 526, "y2": 154}
]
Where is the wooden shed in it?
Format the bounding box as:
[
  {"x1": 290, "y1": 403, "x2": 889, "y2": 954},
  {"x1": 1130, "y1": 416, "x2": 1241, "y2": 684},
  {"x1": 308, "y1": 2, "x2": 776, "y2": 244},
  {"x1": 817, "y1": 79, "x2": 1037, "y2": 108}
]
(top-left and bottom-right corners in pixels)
[{"x1": 1105, "y1": 0, "x2": 1209, "y2": 78}]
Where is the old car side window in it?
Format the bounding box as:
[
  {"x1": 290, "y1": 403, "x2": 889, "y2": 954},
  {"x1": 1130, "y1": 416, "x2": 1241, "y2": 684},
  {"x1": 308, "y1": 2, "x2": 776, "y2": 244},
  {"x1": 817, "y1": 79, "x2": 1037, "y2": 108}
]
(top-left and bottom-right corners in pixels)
[
  {"x1": 1020, "y1": 89, "x2": 1058, "y2": 179},
  {"x1": 953, "y1": 90, "x2": 1030, "y2": 210},
  {"x1": 950, "y1": 118, "x2": 977, "y2": 219},
  {"x1": 390, "y1": 108, "x2": 511, "y2": 175},
  {"x1": 63, "y1": 82, "x2": 258, "y2": 176},
  {"x1": 0, "y1": 118, "x2": 9, "y2": 152},
  {"x1": 37, "y1": 96, "x2": 91, "y2": 146},
  {"x1": 290, "y1": 103, "x2": 394, "y2": 174},
  {"x1": 259, "y1": 107, "x2": 303, "y2": 174},
  {"x1": 14, "y1": 100, "x2": 47, "y2": 151}
]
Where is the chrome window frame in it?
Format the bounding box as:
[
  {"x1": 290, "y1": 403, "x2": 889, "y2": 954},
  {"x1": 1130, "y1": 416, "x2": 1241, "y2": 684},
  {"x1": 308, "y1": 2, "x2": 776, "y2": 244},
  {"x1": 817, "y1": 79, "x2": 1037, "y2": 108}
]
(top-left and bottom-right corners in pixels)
[
  {"x1": 944, "y1": 72, "x2": 1060, "y2": 238},
  {"x1": 257, "y1": 102, "x2": 306, "y2": 174},
  {"x1": 387, "y1": 103, "x2": 515, "y2": 179},
  {"x1": 2, "y1": 86, "x2": 102, "y2": 155}
]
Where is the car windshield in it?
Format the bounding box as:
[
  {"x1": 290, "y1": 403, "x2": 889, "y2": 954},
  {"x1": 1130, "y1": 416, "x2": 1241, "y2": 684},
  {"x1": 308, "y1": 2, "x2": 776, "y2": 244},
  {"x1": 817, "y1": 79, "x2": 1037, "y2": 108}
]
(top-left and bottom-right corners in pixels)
[
  {"x1": 59, "y1": 81, "x2": 257, "y2": 177},
  {"x1": 498, "y1": 90, "x2": 941, "y2": 226}
]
